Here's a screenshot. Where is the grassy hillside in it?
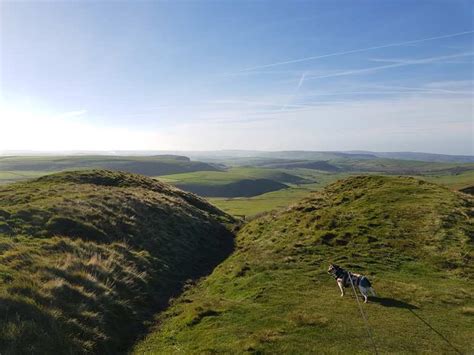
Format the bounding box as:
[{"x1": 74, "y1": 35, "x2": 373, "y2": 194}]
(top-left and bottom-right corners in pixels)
[
  {"x1": 159, "y1": 167, "x2": 308, "y2": 185},
  {"x1": 175, "y1": 179, "x2": 288, "y2": 198},
  {"x1": 0, "y1": 155, "x2": 219, "y2": 184},
  {"x1": 0, "y1": 170, "x2": 234, "y2": 354},
  {"x1": 158, "y1": 168, "x2": 310, "y2": 198},
  {"x1": 135, "y1": 176, "x2": 473, "y2": 354}
]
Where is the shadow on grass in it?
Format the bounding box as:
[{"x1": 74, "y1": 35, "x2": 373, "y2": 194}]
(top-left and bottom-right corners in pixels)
[
  {"x1": 370, "y1": 297, "x2": 418, "y2": 309},
  {"x1": 0, "y1": 297, "x2": 76, "y2": 353},
  {"x1": 371, "y1": 297, "x2": 462, "y2": 354}
]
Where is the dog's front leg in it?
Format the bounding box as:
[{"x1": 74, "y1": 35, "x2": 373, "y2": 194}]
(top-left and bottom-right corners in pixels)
[{"x1": 337, "y1": 280, "x2": 345, "y2": 297}]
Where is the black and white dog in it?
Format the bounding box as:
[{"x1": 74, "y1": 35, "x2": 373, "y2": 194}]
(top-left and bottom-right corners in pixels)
[{"x1": 327, "y1": 264, "x2": 376, "y2": 303}]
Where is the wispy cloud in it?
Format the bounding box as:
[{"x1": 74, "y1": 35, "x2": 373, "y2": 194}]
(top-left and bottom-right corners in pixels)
[{"x1": 237, "y1": 30, "x2": 474, "y2": 72}]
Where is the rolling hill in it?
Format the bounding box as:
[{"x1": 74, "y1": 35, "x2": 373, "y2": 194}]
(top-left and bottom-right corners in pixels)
[
  {"x1": 182, "y1": 150, "x2": 474, "y2": 164},
  {"x1": 0, "y1": 155, "x2": 220, "y2": 184},
  {"x1": 351, "y1": 151, "x2": 474, "y2": 163},
  {"x1": 135, "y1": 176, "x2": 473, "y2": 354},
  {"x1": 174, "y1": 178, "x2": 288, "y2": 198},
  {"x1": 158, "y1": 168, "x2": 309, "y2": 198},
  {"x1": 0, "y1": 170, "x2": 234, "y2": 354}
]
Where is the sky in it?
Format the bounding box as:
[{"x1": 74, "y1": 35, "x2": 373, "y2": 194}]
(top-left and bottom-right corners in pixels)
[{"x1": 0, "y1": 0, "x2": 473, "y2": 154}]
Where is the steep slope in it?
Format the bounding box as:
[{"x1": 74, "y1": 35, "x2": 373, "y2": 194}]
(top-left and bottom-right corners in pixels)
[
  {"x1": 135, "y1": 176, "x2": 473, "y2": 354},
  {"x1": 0, "y1": 170, "x2": 234, "y2": 354}
]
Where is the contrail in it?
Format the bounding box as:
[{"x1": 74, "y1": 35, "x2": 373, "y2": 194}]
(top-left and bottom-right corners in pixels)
[
  {"x1": 297, "y1": 72, "x2": 307, "y2": 89},
  {"x1": 280, "y1": 71, "x2": 308, "y2": 111},
  {"x1": 304, "y1": 52, "x2": 474, "y2": 81},
  {"x1": 238, "y1": 30, "x2": 474, "y2": 72}
]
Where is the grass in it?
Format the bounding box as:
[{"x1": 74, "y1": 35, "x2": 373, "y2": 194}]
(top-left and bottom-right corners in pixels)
[
  {"x1": 208, "y1": 184, "x2": 320, "y2": 217},
  {"x1": 0, "y1": 170, "x2": 234, "y2": 354},
  {"x1": 135, "y1": 175, "x2": 473, "y2": 354}
]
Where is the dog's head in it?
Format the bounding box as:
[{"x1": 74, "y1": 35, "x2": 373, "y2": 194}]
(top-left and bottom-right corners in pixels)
[{"x1": 327, "y1": 264, "x2": 339, "y2": 275}]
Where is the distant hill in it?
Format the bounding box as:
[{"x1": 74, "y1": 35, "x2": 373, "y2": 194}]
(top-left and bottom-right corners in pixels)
[
  {"x1": 0, "y1": 170, "x2": 233, "y2": 353},
  {"x1": 159, "y1": 168, "x2": 309, "y2": 197},
  {"x1": 169, "y1": 150, "x2": 474, "y2": 164},
  {"x1": 136, "y1": 176, "x2": 473, "y2": 354},
  {"x1": 257, "y1": 150, "x2": 474, "y2": 164},
  {"x1": 0, "y1": 155, "x2": 220, "y2": 179},
  {"x1": 257, "y1": 160, "x2": 341, "y2": 172},
  {"x1": 333, "y1": 158, "x2": 474, "y2": 175},
  {"x1": 175, "y1": 178, "x2": 288, "y2": 197},
  {"x1": 350, "y1": 151, "x2": 474, "y2": 163}
]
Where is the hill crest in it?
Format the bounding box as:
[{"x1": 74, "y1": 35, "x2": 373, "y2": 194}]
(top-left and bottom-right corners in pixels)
[{"x1": 0, "y1": 170, "x2": 234, "y2": 353}]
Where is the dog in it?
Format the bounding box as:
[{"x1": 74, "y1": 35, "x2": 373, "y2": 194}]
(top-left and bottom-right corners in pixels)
[{"x1": 327, "y1": 264, "x2": 376, "y2": 303}]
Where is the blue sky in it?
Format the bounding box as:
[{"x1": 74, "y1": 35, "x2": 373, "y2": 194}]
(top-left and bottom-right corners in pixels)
[{"x1": 0, "y1": 0, "x2": 473, "y2": 154}]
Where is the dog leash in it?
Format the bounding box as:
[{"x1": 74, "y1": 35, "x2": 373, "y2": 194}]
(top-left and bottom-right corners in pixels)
[{"x1": 347, "y1": 273, "x2": 379, "y2": 355}]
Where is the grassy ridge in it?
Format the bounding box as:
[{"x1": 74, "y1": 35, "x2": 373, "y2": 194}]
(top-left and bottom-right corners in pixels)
[
  {"x1": 135, "y1": 176, "x2": 473, "y2": 354},
  {"x1": 0, "y1": 170, "x2": 234, "y2": 353}
]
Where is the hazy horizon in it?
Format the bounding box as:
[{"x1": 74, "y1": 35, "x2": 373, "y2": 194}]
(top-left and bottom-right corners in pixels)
[
  {"x1": 1, "y1": 0, "x2": 473, "y2": 154},
  {"x1": 0, "y1": 148, "x2": 473, "y2": 158}
]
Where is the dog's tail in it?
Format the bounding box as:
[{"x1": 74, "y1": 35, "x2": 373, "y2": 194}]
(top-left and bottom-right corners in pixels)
[{"x1": 369, "y1": 287, "x2": 377, "y2": 297}]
